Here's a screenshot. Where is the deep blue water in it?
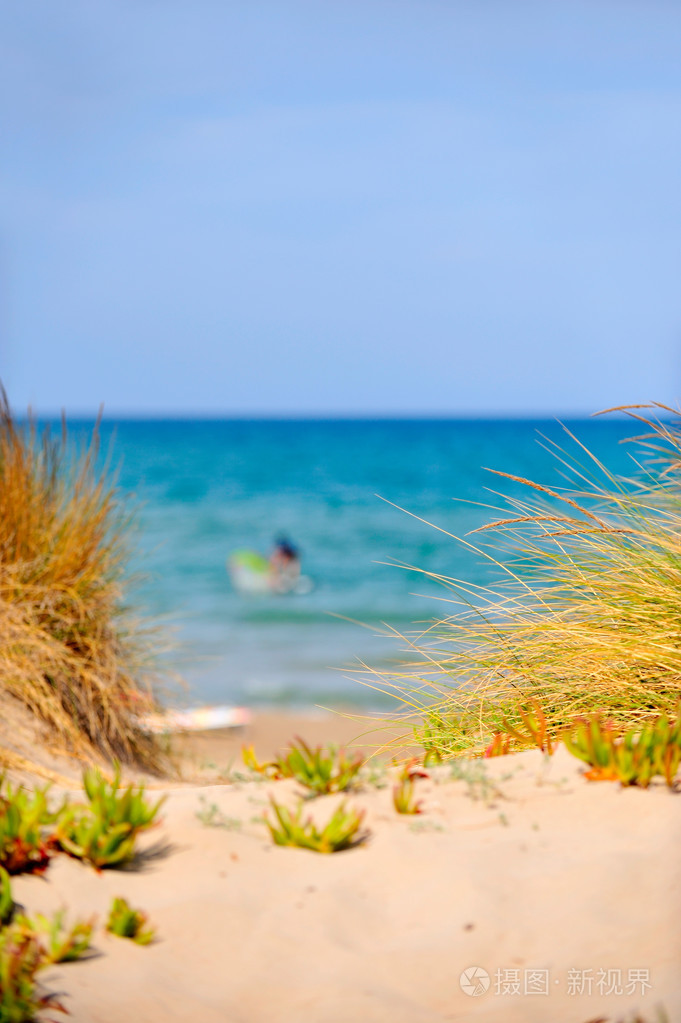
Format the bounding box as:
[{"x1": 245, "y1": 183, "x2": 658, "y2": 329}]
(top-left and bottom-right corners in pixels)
[{"x1": 59, "y1": 418, "x2": 639, "y2": 709}]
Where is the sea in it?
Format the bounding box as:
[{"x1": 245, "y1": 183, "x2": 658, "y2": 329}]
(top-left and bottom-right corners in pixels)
[{"x1": 64, "y1": 417, "x2": 639, "y2": 711}]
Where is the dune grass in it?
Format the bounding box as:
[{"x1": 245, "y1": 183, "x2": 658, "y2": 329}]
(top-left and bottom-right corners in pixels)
[
  {"x1": 0, "y1": 389, "x2": 167, "y2": 771},
  {"x1": 365, "y1": 404, "x2": 681, "y2": 758}
]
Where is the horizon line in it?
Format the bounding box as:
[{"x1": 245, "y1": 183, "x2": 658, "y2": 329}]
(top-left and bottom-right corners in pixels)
[{"x1": 14, "y1": 407, "x2": 657, "y2": 422}]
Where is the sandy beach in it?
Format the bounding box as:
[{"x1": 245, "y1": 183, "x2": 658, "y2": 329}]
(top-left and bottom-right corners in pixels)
[
  {"x1": 173, "y1": 708, "x2": 415, "y2": 781},
  {"x1": 7, "y1": 727, "x2": 680, "y2": 1023}
]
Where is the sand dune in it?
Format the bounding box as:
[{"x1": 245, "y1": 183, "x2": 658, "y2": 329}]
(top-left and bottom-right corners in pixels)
[{"x1": 10, "y1": 745, "x2": 680, "y2": 1023}]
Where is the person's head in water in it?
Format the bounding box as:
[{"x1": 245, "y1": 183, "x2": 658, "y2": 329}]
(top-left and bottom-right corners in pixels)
[
  {"x1": 273, "y1": 536, "x2": 299, "y2": 564},
  {"x1": 270, "y1": 536, "x2": 301, "y2": 588}
]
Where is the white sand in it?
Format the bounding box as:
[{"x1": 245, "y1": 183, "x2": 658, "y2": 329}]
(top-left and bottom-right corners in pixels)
[{"x1": 11, "y1": 745, "x2": 681, "y2": 1023}]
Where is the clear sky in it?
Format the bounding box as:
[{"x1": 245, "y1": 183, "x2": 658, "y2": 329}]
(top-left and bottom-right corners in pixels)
[{"x1": 2, "y1": 1, "x2": 681, "y2": 416}]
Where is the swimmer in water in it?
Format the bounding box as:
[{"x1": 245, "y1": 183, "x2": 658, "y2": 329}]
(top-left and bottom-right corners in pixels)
[{"x1": 269, "y1": 536, "x2": 301, "y2": 592}]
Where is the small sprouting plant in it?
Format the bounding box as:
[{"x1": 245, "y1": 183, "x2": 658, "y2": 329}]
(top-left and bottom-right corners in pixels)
[
  {"x1": 393, "y1": 776, "x2": 423, "y2": 815},
  {"x1": 224, "y1": 760, "x2": 268, "y2": 785},
  {"x1": 55, "y1": 764, "x2": 165, "y2": 869},
  {"x1": 249, "y1": 738, "x2": 364, "y2": 796},
  {"x1": 106, "y1": 897, "x2": 155, "y2": 945},
  {"x1": 483, "y1": 733, "x2": 512, "y2": 758},
  {"x1": 12, "y1": 910, "x2": 94, "y2": 964},
  {"x1": 264, "y1": 797, "x2": 367, "y2": 853},
  {"x1": 564, "y1": 709, "x2": 681, "y2": 787},
  {"x1": 0, "y1": 776, "x2": 59, "y2": 875},
  {"x1": 0, "y1": 927, "x2": 66, "y2": 1021},
  {"x1": 280, "y1": 738, "x2": 364, "y2": 795},
  {"x1": 408, "y1": 820, "x2": 444, "y2": 834},
  {"x1": 241, "y1": 745, "x2": 281, "y2": 779},
  {"x1": 447, "y1": 760, "x2": 501, "y2": 803},
  {"x1": 195, "y1": 797, "x2": 242, "y2": 831},
  {"x1": 500, "y1": 701, "x2": 557, "y2": 755},
  {"x1": 392, "y1": 760, "x2": 429, "y2": 815}
]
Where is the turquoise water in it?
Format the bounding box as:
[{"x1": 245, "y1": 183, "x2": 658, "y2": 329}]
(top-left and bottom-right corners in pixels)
[{"x1": 70, "y1": 418, "x2": 637, "y2": 709}]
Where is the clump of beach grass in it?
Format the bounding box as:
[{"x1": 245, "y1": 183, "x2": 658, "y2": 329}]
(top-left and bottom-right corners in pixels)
[
  {"x1": 0, "y1": 388, "x2": 167, "y2": 771},
  {"x1": 365, "y1": 404, "x2": 681, "y2": 759}
]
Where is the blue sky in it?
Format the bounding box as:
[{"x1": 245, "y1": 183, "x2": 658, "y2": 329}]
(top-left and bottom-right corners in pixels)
[{"x1": 2, "y1": 1, "x2": 681, "y2": 415}]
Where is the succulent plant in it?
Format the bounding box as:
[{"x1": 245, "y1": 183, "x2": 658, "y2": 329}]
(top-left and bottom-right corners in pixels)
[
  {"x1": 0, "y1": 777, "x2": 59, "y2": 875},
  {"x1": 0, "y1": 927, "x2": 66, "y2": 1022},
  {"x1": 264, "y1": 797, "x2": 367, "y2": 853},
  {"x1": 106, "y1": 897, "x2": 155, "y2": 945},
  {"x1": 392, "y1": 776, "x2": 423, "y2": 815},
  {"x1": 241, "y1": 745, "x2": 281, "y2": 778},
  {"x1": 392, "y1": 760, "x2": 429, "y2": 815},
  {"x1": 483, "y1": 732, "x2": 512, "y2": 758},
  {"x1": 12, "y1": 910, "x2": 94, "y2": 965},
  {"x1": 244, "y1": 738, "x2": 364, "y2": 795},
  {"x1": 500, "y1": 701, "x2": 557, "y2": 755},
  {"x1": 55, "y1": 763, "x2": 165, "y2": 869},
  {"x1": 564, "y1": 707, "x2": 681, "y2": 787}
]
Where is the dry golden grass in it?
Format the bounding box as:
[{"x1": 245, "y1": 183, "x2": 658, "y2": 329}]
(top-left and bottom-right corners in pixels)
[
  {"x1": 363, "y1": 404, "x2": 681, "y2": 758},
  {"x1": 0, "y1": 389, "x2": 167, "y2": 772}
]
